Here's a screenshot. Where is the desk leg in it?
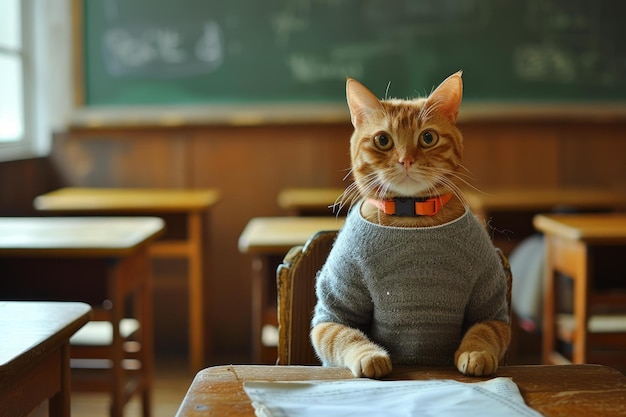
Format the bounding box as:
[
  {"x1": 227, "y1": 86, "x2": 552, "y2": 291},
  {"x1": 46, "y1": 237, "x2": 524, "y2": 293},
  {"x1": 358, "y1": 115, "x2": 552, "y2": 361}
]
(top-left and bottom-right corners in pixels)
[
  {"x1": 542, "y1": 235, "x2": 589, "y2": 364},
  {"x1": 188, "y1": 212, "x2": 205, "y2": 371},
  {"x1": 251, "y1": 255, "x2": 265, "y2": 363},
  {"x1": 108, "y1": 249, "x2": 154, "y2": 417},
  {"x1": 137, "y1": 247, "x2": 154, "y2": 417},
  {"x1": 48, "y1": 343, "x2": 71, "y2": 417},
  {"x1": 572, "y1": 243, "x2": 589, "y2": 364},
  {"x1": 251, "y1": 255, "x2": 279, "y2": 364},
  {"x1": 542, "y1": 235, "x2": 558, "y2": 364},
  {"x1": 108, "y1": 261, "x2": 125, "y2": 417}
]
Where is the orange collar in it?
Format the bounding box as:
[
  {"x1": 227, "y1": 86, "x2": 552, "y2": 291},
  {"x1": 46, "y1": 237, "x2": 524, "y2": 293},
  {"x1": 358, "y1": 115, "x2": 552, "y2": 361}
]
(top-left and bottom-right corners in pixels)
[{"x1": 368, "y1": 193, "x2": 453, "y2": 216}]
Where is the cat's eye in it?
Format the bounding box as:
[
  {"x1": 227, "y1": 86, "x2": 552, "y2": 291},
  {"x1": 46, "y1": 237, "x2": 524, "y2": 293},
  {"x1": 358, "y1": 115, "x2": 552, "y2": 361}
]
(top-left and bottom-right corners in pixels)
[
  {"x1": 374, "y1": 132, "x2": 394, "y2": 151},
  {"x1": 419, "y1": 130, "x2": 439, "y2": 148}
]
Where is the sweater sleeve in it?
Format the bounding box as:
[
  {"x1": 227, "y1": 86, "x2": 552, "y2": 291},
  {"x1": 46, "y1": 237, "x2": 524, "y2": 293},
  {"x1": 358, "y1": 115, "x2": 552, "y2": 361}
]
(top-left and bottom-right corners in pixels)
[
  {"x1": 311, "y1": 219, "x2": 373, "y2": 331},
  {"x1": 463, "y1": 222, "x2": 510, "y2": 328}
]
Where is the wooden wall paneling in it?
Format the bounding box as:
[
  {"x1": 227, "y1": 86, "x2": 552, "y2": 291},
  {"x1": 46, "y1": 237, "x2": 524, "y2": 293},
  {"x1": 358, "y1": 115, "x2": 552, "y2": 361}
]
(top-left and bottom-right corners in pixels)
[
  {"x1": 461, "y1": 122, "x2": 561, "y2": 189},
  {"x1": 111, "y1": 132, "x2": 191, "y2": 187},
  {"x1": 190, "y1": 127, "x2": 258, "y2": 356},
  {"x1": 558, "y1": 123, "x2": 626, "y2": 189},
  {"x1": 50, "y1": 130, "x2": 191, "y2": 188}
]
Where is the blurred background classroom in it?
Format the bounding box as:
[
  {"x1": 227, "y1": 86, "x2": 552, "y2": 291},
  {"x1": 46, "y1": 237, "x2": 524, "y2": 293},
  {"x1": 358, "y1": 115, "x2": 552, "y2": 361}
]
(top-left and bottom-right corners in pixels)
[{"x1": 2, "y1": 0, "x2": 626, "y2": 416}]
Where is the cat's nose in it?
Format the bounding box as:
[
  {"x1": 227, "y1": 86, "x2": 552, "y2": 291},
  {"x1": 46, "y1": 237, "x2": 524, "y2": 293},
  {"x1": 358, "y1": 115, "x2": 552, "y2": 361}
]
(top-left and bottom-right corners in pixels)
[{"x1": 399, "y1": 156, "x2": 415, "y2": 169}]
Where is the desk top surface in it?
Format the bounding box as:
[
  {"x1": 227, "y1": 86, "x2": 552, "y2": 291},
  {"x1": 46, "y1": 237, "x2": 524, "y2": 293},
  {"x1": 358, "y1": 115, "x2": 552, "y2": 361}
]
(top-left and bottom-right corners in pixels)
[
  {"x1": 34, "y1": 187, "x2": 220, "y2": 213},
  {"x1": 464, "y1": 187, "x2": 626, "y2": 211},
  {"x1": 534, "y1": 213, "x2": 626, "y2": 242},
  {"x1": 0, "y1": 217, "x2": 164, "y2": 257},
  {"x1": 278, "y1": 187, "x2": 626, "y2": 212},
  {"x1": 278, "y1": 187, "x2": 344, "y2": 211},
  {"x1": 0, "y1": 302, "x2": 92, "y2": 386},
  {"x1": 176, "y1": 364, "x2": 626, "y2": 417},
  {"x1": 238, "y1": 216, "x2": 345, "y2": 254}
]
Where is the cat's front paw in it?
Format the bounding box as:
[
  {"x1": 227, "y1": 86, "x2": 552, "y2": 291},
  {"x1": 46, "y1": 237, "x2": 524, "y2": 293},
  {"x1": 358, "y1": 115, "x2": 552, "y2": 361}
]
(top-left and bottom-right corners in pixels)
[
  {"x1": 456, "y1": 351, "x2": 498, "y2": 376},
  {"x1": 346, "y1": 348, "x2": 392, "y2": 378}
]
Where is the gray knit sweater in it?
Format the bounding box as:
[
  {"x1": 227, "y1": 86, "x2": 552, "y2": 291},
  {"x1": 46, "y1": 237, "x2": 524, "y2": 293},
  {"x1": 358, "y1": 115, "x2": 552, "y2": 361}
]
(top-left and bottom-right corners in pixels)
[{"x1": 312, "y1": 202, "x2": 509, "y2": 367}]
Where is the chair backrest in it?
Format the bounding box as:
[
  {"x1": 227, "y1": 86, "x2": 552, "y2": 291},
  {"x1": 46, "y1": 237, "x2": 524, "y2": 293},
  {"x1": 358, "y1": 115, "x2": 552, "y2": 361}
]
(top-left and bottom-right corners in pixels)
[
  {"x1": 496, "y1": 247, "x2": 513, "y2": 366},
  {"x1": 276, "y1": 230, "x2": 338, "y2": 365},
  {"x1": 276, "y1": 231, "x2": 513, "y2": 366}
]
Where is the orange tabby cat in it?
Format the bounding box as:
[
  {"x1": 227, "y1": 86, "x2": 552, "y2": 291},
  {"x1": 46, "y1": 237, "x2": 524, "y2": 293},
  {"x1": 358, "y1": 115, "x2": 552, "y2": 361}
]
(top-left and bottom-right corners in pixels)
[{"x1": 310, "y1": 72, "x2": 510, "y2": 378}]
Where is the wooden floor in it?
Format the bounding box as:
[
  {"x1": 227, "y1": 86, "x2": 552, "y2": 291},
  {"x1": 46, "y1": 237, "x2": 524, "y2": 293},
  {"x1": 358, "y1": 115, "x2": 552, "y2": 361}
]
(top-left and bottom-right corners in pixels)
[
  {"x1": 72, "y1": 356, "x2": 196, "y2": 417},
  {"x1": 30, "y1": 356, "x2": 198, "y2": 417}
]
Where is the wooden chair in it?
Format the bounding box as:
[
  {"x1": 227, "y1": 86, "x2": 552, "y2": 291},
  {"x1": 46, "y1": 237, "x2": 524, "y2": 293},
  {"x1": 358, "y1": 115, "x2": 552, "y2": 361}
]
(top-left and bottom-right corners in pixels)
[{"x1": 276, "y1": 230, "x2": 513, "y2": 366}]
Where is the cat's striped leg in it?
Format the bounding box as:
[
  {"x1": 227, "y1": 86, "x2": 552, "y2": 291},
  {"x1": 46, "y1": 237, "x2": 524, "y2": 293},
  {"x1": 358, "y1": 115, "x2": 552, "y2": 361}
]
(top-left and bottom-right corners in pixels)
[
  {"x1": 454, "y1": 320, "x2": 511, "y2": 376},
  {"x1": 311, "y1": 322, "x2": 392, "y2": 378}
]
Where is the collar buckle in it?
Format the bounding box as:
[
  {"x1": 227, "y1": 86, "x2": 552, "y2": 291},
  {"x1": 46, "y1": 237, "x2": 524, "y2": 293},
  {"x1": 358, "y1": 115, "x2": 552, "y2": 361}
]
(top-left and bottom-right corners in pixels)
[
  {"x1": 394, "y1": 198, "x2": 419, "y2": 216},
  {"x1": 369, "y1": 194, "x2": 453, "y2": 217}
]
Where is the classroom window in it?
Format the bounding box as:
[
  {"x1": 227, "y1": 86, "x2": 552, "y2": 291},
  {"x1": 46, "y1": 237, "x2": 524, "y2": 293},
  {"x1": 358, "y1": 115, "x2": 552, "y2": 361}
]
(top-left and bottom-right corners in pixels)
[{"x1": 0, "y1": 0, "x2": 25, "y2": 144}]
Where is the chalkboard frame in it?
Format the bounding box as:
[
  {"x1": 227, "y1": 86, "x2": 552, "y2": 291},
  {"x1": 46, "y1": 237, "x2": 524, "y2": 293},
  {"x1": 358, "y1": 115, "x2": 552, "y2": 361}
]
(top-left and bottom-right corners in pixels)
[{"x1": 71, "y1": 0, "x2": 626, "y2": 127}]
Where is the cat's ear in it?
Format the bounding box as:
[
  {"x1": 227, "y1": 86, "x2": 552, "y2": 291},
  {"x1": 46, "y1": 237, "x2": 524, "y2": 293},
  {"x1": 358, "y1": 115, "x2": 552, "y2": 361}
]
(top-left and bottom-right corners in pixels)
[
  {"x1": 346, "y1": 78, "x2": 384, "y2": 127},
  {"x1": 426, "y1": 71, "x2": 463, "y2": 123}
]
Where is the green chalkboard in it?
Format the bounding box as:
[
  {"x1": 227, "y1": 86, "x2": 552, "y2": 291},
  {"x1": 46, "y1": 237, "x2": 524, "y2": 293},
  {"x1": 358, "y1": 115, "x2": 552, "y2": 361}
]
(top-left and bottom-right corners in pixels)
[{"x1": 80, "y1": 0, "x2": 626, "y2": 107}]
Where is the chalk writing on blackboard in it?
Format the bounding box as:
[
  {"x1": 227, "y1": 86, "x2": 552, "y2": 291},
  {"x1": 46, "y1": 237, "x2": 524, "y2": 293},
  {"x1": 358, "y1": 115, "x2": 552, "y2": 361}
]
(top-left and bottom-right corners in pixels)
[
  {"x1": 81, "y1": 0, "x2": 626, "y2": 107},
  {"x1": 271, "y1": 0, "x2": 489, "y2": 86},
  {"x1": 102, "y1": 21, "x2": 223, "y2": 78},
  {"x1": 513, "y1": 0, "x2": 621, "y2": 86},
  {"x1": 287, "y1": 54, "x2": 364, "y2": 83}
]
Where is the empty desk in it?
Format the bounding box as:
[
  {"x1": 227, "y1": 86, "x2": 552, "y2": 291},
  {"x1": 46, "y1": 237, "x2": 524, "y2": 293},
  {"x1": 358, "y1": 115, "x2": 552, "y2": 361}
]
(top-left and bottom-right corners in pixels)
[
  {"x1": 34, "y1": 187, "x2": 220, "y2": 371},
  {"x1": 534, "y1": 213, "x2": 626, "y2": 368},
  {"x1": 0, "y1": 217, "x2": 163, "y2": 417},
  {"x1": 238, "y1": 217, "x2": 345, "y2": 363},
  {"x1": 278, "y1": 187, "x2": 344, "y2": 216},
  {"x1": 465, "y1": 187, "x2": 626, "y2": 253},
  {"x1": 0, "y1": 301, "x2": 92, "y2": 417},
  {"x1": 465, "y1": 188, "x2": 626, "y2": 218}
]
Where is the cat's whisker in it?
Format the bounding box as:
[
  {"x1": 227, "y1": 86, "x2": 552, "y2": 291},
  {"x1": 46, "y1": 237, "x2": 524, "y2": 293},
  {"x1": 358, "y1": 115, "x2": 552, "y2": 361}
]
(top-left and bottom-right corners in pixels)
[
  {"x1": 334, "y1": 182, "x2": 359, "y2": 215},
  {"x1": 433, "y1": 175, "x2": 470, "y2": 211},
  {"x1": 346, "y1": 183, "x2": 365, "y2": 210},
  {"x1": 335, "y1": 171, "x2": 382, "y2": 215},
  {"x1": 418, "y1": 99, "x2": 441, "y2": 121},
  {"x1": 427, "y1": 166, "x2": 482, "y2": 196},
  {"x1": 341, "y1": 167, "x2": 354, "y2": 182},
  {"x1": 436, "y1": 165, "x2": 475, "y2": 181},
  {"x1": 448, "y1": 183, "x2": 467, "y2": 208},
  {"x1": 457, "y1": 163, "x2": 474, "y2": 176}
]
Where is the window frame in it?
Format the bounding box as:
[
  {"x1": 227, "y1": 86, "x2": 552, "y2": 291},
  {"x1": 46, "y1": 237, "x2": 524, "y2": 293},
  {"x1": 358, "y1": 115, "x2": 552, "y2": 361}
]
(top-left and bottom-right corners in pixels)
[{"x1": 0, "y1": 0, "x2": 48, "y2": 162}]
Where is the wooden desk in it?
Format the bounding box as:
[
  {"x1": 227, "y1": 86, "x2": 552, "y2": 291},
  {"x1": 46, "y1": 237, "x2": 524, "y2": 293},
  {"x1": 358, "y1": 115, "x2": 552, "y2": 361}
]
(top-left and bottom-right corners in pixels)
[
  {"x1": 278, "y1": 187, "x2": 344, "y2": 215},
  {"x1": 465, "y1": 187, "x2": 626, "y2": 253},
  {"x1": 533, "y1": 213, "x2": 626, "y2": 367},
  {"x1": 0, "y1": 302, "x2": 92, "y2": 417},
  {"x1": 465, "y1": 188, "x2": 626, "y2": 218},
  {"x1": 176, "y1": 364, "x2": 626, "y2": 417},
  {"x1": 34, "y1": 187, "x2": 221, "y2": 371},
  {"x1": 0, "y1": 217, "x2": 164, "y2": 417},
  {"x1": 238, "y1": 217, "x2": 345, "y2": 363}
]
